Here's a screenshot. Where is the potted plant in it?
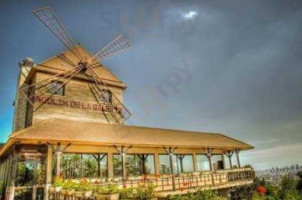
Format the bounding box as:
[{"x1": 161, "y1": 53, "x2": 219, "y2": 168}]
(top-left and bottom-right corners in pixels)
[
  {"x1": 74, "y1": 179, "x2": 93, "y2": 198},
  {"x1": 95, "y1": 184, "x2": 119, "y2": 200},
  {"x1": 62, "y1": 179, "x2": 76, "y2": 197},
  {"x1": 49, "y1": 177, "x2": 64, "y2": 193}
]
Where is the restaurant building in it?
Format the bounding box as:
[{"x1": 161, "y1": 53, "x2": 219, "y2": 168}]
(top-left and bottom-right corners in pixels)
[{"x1": 0, "y1": 47, "x2": 254, "y2": 199}]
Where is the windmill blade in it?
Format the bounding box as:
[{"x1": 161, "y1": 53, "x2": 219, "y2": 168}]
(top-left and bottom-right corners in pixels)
[
  {"x1": 57, "y1": 53, "x2": 78, "y2": 68},
  {"x1": 33, "y1": 7, "x2": 83, "y2": 61},
  {"x1": 85, "y1": 66, "x2": 132, "y2": 123},
  {"x1": 88, "y1": 35, "x2": 131, "y2": 65},
  {"x1": 20, "y1": 66, "x2": 83, "y2": 109}
]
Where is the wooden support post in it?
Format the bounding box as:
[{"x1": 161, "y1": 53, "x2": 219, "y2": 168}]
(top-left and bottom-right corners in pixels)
[
  {"x1": 176, "y1": 155, "x2": 185, "y2": 173},
  {"x1": 46, "y1": 146, "x2": 53, "y2": 184},
  {"x1": 137, "y1": 154, "x2": 149, "y2": 175},
  {"x1": 164, "y1": 147, "x2": 177, "y2": 191},
  {"x1": 113, "y1": 145, "x2": 132, "y2": 186},
  {"x1": 206, "y1": 148, "x2": 213, "y2": 171},
  {"x1": 107, "y1": 153, "x2": 114, "y2": 178},
  {"x1": 46, "y1": 142, "x2": 71, "y2": 178},
  {"x1": 221, "y1": 154, "x2": 226, "y2": 169},
  {"x1": 224, "y1": 150, "x2": 234, "y2": 169},
  {"x1": 93, "y1": 154, "x2": 106, "y2": 178},
  {"x1": 154, "y1": 153, "x2": 160, "y2": 176},
  {"x1": 235, "y1": 149, "x2": 241, "y2": 168},
  {"x1": 192, "y1": 153, "x2": 198, "y2": 171}
]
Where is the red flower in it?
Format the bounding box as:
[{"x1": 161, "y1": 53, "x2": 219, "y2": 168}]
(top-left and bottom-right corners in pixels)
[
  {"x1": 257, "y1": 186, "x2": 266, "y2": 195},
  {"x1": 183, "y1": 182, "x2": 188, "y2": 187}
]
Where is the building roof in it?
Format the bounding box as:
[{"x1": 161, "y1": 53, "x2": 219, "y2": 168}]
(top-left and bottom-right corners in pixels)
[
  {"x1": 25, "y1": 45, "x2": 126, "y2": 89},
  {"x1": 8, "y1": 118, "x2": 253, "y2": 151}
]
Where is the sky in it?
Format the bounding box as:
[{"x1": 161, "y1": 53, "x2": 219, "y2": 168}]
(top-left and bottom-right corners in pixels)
[{"x1": 0, "y1": 0, "x2": 302, "y2": 170}]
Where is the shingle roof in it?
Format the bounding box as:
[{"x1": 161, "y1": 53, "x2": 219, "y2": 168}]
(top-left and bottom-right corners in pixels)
[{"x1": 10, "y1": 118, "x2": 253, "y2": 150}]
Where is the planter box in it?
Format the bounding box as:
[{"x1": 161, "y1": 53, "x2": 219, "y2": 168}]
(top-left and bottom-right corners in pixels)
[
  {"x1": 49, "y1": 186, "x2": 62, "y2": 193},
  {"x1": 95, "y1": 193, "x2": 120, "y2": 200},
  {"x1": 74, "y1": 190, "x2": 93, "y2": 198}
]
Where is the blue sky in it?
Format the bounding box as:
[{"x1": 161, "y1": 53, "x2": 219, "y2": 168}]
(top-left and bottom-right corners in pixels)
[{"x1": 0, "y1": 0, "x2": 302, "y2": 170}]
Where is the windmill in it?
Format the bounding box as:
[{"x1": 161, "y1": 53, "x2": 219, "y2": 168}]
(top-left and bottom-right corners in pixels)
[{"x1": 19, "y1": 7, "x2": 131, "y2": 124}]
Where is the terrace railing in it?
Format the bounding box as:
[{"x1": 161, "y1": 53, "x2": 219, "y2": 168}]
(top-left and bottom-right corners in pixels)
[{"x1": 8, "y1": 168, "x2": 254, "y2": 200}]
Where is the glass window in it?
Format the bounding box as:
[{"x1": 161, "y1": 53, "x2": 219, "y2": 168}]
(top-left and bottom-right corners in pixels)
[
  {"x1": 196, "y1": 154, "x2": 210, "y2": 171},
  {"x1": 60, "y1": 153, "x2": 107, "y2": 179},
  {"x1": 212, "y1": 154, "x2": 224, "y2": 170},
  {"x1": 113, "y1": 154, "x2": 122, "y2": 177},
  {"x1": 101, "y1": 90, "x2": 112, "y2": 103},
  {"x1": 48, "y1": 81, "x2": 65, "y2": 96},
  {"x1": 175, "y1": 155, "x2": 194, "y2": 173},
  {"x1": 159, "y1": 155, "x2": 171, "y2": 174},
  {"x1": 126, "y1": 154, "x2": 155, "y2": 176},
  {"x1": 16, "y1": 160, "x2": 45, "y2": 186}
]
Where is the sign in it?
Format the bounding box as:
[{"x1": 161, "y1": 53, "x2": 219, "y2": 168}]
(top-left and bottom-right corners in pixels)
[{"x1": 34, "y1": 95, "x2": 122, "y2": 113}]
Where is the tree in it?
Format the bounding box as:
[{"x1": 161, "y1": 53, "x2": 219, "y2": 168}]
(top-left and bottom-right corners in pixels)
[
  {"x1": 297, "y1": 171, "x2": 302, "y2": 194},
  {"x1": 279, "y1": 175, "x2": 301, "y2": 200}
]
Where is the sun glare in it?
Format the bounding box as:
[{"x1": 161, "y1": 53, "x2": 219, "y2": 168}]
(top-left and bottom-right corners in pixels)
[{"x1": 183, "y1": 11, "x2": 197, "y2": 19}]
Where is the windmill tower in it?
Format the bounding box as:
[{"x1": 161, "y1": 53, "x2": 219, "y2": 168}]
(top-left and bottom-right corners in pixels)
[
  {"x1": 13, "y1": 7, "x2": 132, "y2": 131},
  {"x1": 13, "y1": 57, "x2": 35, "y2": 132}
]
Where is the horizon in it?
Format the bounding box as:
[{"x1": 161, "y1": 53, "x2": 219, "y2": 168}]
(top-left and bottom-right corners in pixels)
[{"x1": 0, "y1": 0, "x2": 302, "y2": 171}]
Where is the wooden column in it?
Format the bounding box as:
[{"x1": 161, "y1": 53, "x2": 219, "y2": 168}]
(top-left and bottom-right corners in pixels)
[
  {"x1": 235, "y1": 149, "x2": 241, "y2": 168},
  {"x1": 137, "y1": 154, "x2": 149, "y2": 175},
  {"x1": 221, "y1": 154, "x2": 226, "y2": 169},
  {"x1": 93, "y1": 154, "x2": 106, "y2": 178},
  {"x1": 107, "y1": 153, "x2": 114, "y2": 178},
  {"x1": 176, "y1": 155, "x2": 185, "y2": 173},
  {"x1": 46, "y1": 146, "x2": 53, "y2": 184},
  {"x1": 113, "y1": 145, "x2": 132, "y2": 185},
  {"x1": 154, "y1": 153, "x2": 160, "y2": 175},
  {"x1": 192, "y1": 153, "x2": 198, "y2": 171},
  {"x1": 164, "y1": 147, "x2": 177, "y2": 191},
  {"x1": 47, "y1": 142, "x2": 71, "y2": 178},
  {"x1": 56, "y1": 151, "x2": 62, "y2": 177},
  {"x1": 224, "y1": 151, "x2": 234, "y2": 169},
  {"x1": 206, "y1": 148, "x2": 213, "y2": 171}
]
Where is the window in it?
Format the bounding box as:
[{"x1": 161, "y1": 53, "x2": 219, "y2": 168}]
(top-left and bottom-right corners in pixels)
[
  {"x1": 100, "y1": 90, "x2": 112, "y2": 103},
  {"x1": 175, "y1": 154, "x2": 194, "y2": 173},
  {"x1": 196, "y1": 154, "x2": 210, "y2": 171},
  {"x1": 127, "y1": 154, "x2": 155, "y2": 176},
  {"x1": 48, "y1": 81, "x2": 65, "y2": 96},
  {"x1": 59, "y1": 153, "x2": 107, "y2": 179}
]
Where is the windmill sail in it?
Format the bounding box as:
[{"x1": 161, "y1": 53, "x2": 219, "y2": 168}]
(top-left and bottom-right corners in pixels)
[{"x1": 33, "y1": 7, "x2": 83, "y2": 61}]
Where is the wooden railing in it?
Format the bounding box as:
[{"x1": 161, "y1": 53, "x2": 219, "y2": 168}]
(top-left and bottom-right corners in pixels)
[{"x1": 9, "y1": 168, "x2": 254, "y2": 199}]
